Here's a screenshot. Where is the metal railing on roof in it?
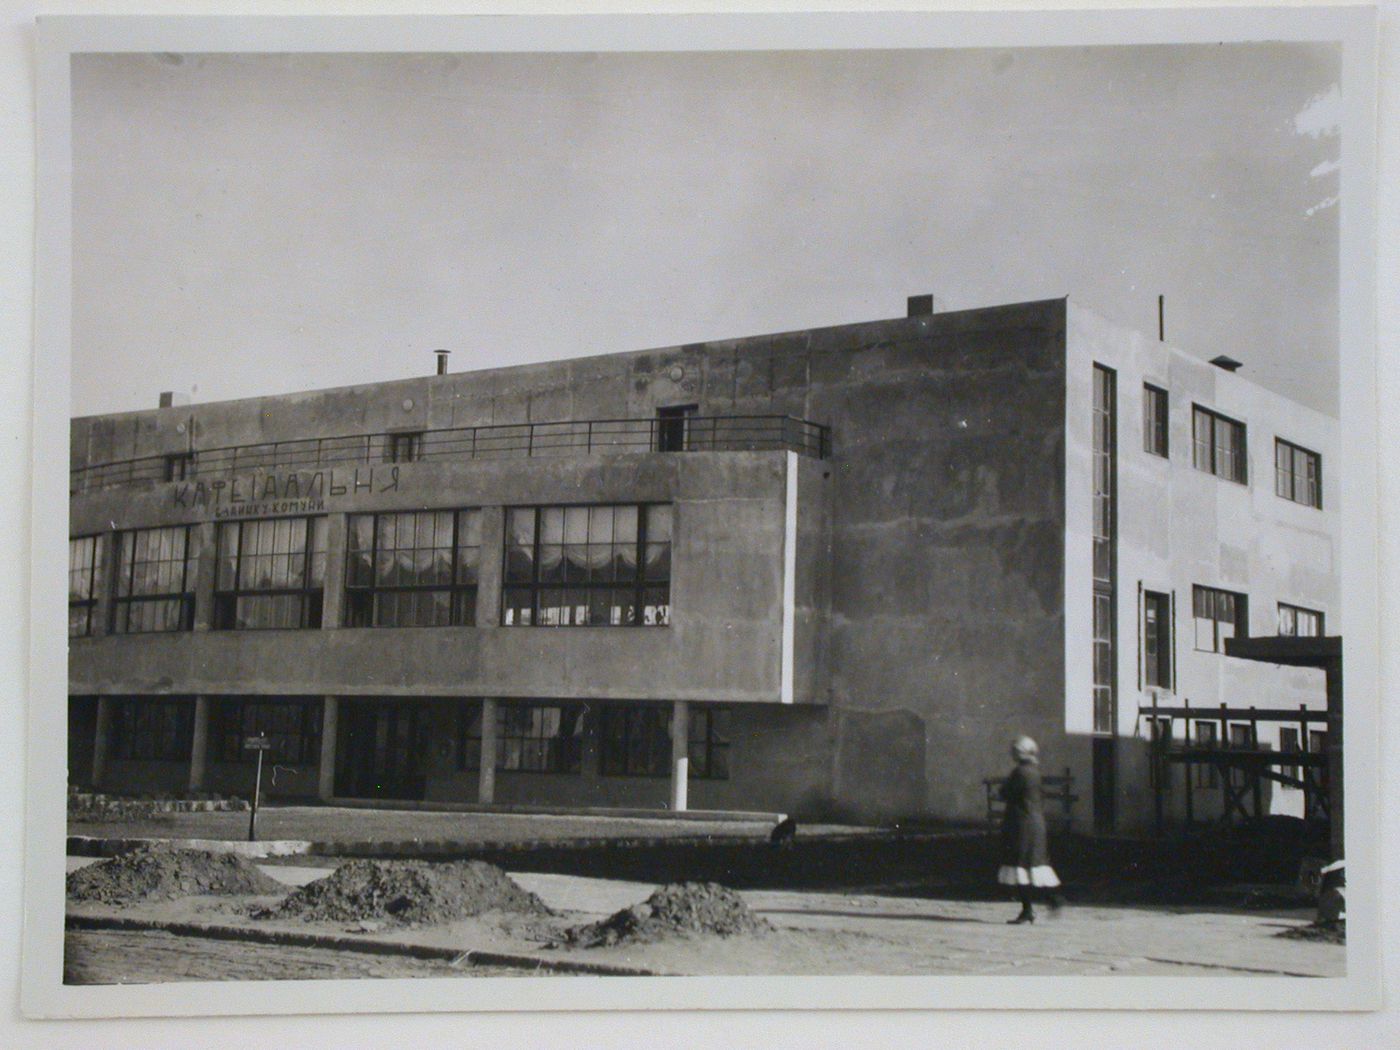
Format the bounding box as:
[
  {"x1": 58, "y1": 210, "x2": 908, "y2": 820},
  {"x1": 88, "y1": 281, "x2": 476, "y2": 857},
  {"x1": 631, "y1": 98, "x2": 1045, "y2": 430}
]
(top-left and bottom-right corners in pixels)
[{"x1": 70, "y1": 413, "x2": 832, "y2": 494}]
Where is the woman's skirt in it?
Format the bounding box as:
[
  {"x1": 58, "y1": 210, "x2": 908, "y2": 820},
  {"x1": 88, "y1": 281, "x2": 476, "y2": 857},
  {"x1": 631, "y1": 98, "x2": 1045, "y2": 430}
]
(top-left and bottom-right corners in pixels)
[{"x1": 997, "y1": 864, "x2": 1061, "y2": 887}]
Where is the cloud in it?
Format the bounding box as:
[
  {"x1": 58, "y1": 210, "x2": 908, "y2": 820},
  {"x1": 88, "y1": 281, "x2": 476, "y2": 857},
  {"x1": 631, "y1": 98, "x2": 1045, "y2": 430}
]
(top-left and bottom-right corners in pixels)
[{"x1": 1294, "y1": 84, "x2": 1341, "y2": 138}]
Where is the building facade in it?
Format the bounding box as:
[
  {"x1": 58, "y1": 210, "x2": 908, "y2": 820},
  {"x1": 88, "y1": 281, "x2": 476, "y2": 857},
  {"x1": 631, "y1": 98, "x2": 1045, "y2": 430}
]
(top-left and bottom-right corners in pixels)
[{"x1": 67, "y1": 297, "x2": 1339, "y2": 832}]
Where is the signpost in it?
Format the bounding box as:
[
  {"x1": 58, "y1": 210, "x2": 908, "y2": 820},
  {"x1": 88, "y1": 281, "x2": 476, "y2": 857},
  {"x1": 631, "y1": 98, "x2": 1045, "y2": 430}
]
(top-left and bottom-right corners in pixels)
[{"x1": 244, "y1": 735, "x2": 273, "y2": 841}]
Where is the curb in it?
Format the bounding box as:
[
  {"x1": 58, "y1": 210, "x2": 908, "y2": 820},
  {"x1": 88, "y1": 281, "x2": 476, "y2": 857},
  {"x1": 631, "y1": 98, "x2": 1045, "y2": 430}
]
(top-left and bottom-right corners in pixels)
[{"x1": 66, "y1": 913, "x2": 665, "y2": 977}]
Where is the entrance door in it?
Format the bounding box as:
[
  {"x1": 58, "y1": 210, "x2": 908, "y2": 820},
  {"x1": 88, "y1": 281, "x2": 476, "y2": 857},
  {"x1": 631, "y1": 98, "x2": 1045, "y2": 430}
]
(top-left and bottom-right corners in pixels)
[
  {"x1": 1093, "y1": 736, "x2": 1117, "y2": 833},
  {"x1": 336, "y1": 700, "x2": 428, "y2": 800},
  {"x1": 655, "y1": 405, "x2": 698, "y2": 452}
]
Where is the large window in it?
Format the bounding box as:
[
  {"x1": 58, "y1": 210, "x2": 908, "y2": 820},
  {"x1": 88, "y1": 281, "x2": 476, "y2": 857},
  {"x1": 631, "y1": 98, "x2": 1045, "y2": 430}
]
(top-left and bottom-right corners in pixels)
[
  {"x1": 1279, "y1": 602, "x2": 1324, "y2": 638},
  {"x1": 345, "y1": 509, "x2": 481, "y2": 627},
  {"x1": 1192, "y1": 585, "x2": 1248, "y2": 653},
  {"x1": 1275, "y1": 439, "x2": 1322, "y2": 508},
  {"x1": 1143, "y1": 590, "x2": 1172, "y2": 689},
  {"x1": 214, "y1": 517, "x2": 327, "y2": 630},
  {"x1": 69, "y1": 535, "x2": 102, "y2": 638},
  {"x1": 209, "y1": 699, "x2": 322, "y2": 765},
  {"x1": 598, "y1": 704, "x2": 730, "y2": 779},
  {"x1": 111, "y1": 526, "x2": 197, "y2": 634},
  {"x1": 502, "y1": 504, "x2": 672, "y2": 627},
  {"x1": 458, "y1": 702, "x2": 585, "y2": 774},
  {"x1": 110, "y1": 698, "x2": 194, "y2": 762},
  {"x1": 1091, "y1": 365, "x2": 1117, "y2": 735},
  {"x1": 1143, "y1": 384, "x2": 1169, "y2": 458},
  {"x1": 1192, "y1": 405, "x2": 1248, "y2": 484}
]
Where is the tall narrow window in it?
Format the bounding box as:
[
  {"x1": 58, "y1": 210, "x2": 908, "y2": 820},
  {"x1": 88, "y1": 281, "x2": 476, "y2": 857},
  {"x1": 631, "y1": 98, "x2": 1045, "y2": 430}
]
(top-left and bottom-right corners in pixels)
[
  {"x1": 1193, "y1": 585, "x2": 1248, "y2": 653},
  {"x1": 345, "y1": 509, "x2": 480, "y2": 627},
  {"x1": 384, "y1": 431, "x2": 422, "y2": 463},
  {"x1": 1191, "y1": 405, "x2": 1248, "y2": 484},
  {"x1": 1193, "y1": 722, "x2": 1219, "y2": 788},
  {"x1": 1279, "y1": 727, "x2": 1301, "y2": 782},
  {"x1": 1278, "y1": 602, "x2": 1324, "y2": 637},
  {"x1": 1091, "y1": 365, "x2": 1117, "y2": 735},
  {"x1": 1143, "y1": 590, "x2": 1172, "y2": 689},
  {"x1": 655, "y1": 405, "x2": 698, "y2": 452},
  {"x1": 214, "y1": 517, "x2": 327, "y2": 630},
  {"x1": 69, "y1": 535, "x2": 102, "y2": 638},
  {"x1": 111, "y1": 526, "x2": 197, "y2": 634},
  {"x1": 1275, "y1": 438, "x2": 1322, "y2": 508},
  {"x1": 502, "y1": 504, "x2": 671, "y2": 627},
  {"x1": 1143, "y1": 384, "x2": 1169, "y2": 457}
]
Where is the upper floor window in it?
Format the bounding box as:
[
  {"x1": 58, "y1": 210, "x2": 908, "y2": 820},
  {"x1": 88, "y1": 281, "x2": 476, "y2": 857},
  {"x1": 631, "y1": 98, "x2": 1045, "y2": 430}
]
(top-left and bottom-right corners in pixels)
[
  {"x1": 345, "y1": 509, "x2": 481, "y2": 627},
  {"x1": 164, "y1": 452, "x2": 194, "y2": 481},
  {"x1": 655, "y1": 405, "x2": 698, "y2": 452},
  {"x1": 502, "y1": 504, "x2": 671, "y2": 627},
  {"x1": 383, "y1": 431, "x2": 423, "y2": 463},
  {"x1": 1275, "y1": 439, "x2": 1322, "y2": 508},
  {"x1": 215, "y1": 516, "x2": 327, "y2": 630},
  {"x1": 111, "y1": 525, "x2": 196, "y2": 634},
  {"x1": 1279, "y1": 602, "x2": 1324, "y2": 638},
  {"x1": 1143, "y1": 384, "x2": 1169, "y2": 458},
  {"x1": 1192, "y1": 585, "x2": 1248, "y2": 653},
  {"x1": 69, "y1": 535, "x2": 102, "y2": 638},
  {"x1": 208, "y1": 698, "x2": 322, "y2": 765},
  {"x1": 458, "y1": 701, "x2": 585, "y2": 774},
  {"x1": 1192, "y1": 405, "x2": 1247, "y2": 484},
  {"x1": 1143, "y1": 590, "x2": 1172, "y2": 689}
]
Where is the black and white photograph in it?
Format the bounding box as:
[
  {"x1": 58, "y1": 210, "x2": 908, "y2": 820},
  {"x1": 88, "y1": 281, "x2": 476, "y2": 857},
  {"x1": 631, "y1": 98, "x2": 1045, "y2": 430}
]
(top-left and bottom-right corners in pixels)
[{"x1": 16, "y1": 5, "x2": 1387, "y2": 1030}]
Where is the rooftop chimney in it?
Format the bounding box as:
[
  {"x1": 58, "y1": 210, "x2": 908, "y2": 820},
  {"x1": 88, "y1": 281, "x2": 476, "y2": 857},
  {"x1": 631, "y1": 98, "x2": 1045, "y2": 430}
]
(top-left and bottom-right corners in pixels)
[
  {"x1": 434, "y1": 349, "x2": 451, "y2": 376},
  {"x1": 1209, "y1": 355, "x2": 1243, "y2": 373},
  {"x1": 158, "y1": 391, "x2": 190, "y2": 408},
  {"x1": 907, "y1": 294, "x2": 938, "y2": 317}
]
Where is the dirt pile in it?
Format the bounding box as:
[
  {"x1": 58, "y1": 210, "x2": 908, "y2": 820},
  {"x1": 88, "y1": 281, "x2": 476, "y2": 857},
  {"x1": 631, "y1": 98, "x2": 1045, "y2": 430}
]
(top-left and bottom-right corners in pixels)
[
  {"x1": 1277, "y1": 921, "x2": 1346, "y2": 945},
  {"x1": 261, "y1": 859, "x2": 550, "y2": 927},
  {"x1": 559, "y1": 881, "x2": 771, "y2": 948},
  {"x1": 66, "y1": 844, "x2": 285, "y2": 905}
]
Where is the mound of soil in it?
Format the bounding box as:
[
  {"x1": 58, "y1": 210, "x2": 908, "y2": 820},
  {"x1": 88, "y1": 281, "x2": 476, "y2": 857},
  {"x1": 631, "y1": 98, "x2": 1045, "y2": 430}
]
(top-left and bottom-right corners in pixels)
[
  {"x1": 1277, "y1": 922, "x2": 1346, "y2": 945},
  {"x1": 261, "y1": 859, "x2": 550, "y2": 927},
  {"x1": 559, "y1": 881, "x2": 771, "y2": 948},
  {"x1": 66, "y1": 844, "x2": 285, "y2": 905}
]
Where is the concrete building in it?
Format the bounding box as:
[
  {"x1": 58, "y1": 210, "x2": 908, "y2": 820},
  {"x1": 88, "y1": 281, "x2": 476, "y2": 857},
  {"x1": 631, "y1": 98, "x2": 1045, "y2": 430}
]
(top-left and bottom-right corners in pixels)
[{"x1": 67, "y1": 296, "x2": 1339, "y2": 832}]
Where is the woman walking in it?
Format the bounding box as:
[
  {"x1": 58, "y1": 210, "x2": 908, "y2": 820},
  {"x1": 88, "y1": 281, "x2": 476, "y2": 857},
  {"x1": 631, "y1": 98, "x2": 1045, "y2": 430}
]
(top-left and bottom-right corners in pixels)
[{"x1": 997, "y1": 735, "x2": 1064, "y2": 924}]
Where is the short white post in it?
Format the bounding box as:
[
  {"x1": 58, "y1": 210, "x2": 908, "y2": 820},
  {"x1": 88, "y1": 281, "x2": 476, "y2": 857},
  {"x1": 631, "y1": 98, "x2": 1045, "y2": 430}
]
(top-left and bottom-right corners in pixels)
[
  {"x1": 670, "y1": 700, "x2": 690, "y2": 812},
  {"x1": 188, "y1": 696, "x2": 210, "y2": 793},
  {"x1": 478, "y1": 698, "x2": 498, "y2": 804},
  {"x1": 317, "y1": 696, "x2": 338, "y2": 801}
]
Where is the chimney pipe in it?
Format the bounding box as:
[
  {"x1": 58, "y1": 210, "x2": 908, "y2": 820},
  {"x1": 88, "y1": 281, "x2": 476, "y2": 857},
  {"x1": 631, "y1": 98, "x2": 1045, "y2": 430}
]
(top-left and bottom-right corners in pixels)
[
  {"x1": 907, "y1": 294, "x2": 937, "y2": 317},
  {"x1": 1158, "y1": 295, "x2": 1165, "y2": 342},
  {"x1": 433, "y1": 349, "x2": 451, "y2": 376}
]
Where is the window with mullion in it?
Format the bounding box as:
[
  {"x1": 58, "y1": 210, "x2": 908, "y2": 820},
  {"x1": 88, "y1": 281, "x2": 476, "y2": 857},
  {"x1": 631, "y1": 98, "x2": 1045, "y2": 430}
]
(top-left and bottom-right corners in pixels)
[
  {"x1": 1191, "y1": 405, "x2": 1248, "y2": 484},
  {"x1": 597, "y1": 704, "x2": 729, "y2": 779},
  {"x1": 1143, "y1": 384, "x2": 1169, "y2": 457},
  {"x1": 209, "y1": 698, "x2": 321, "y2": 764},
  {"x1": 110, "y1": 698, "x2": 194, "y2": 761},
  {"x1": 503, "y1": 504, "x2": 671, "y2": 627},
  {"x1": 111, "y1": 525, "x2": 196, "y2": 634},
  {"x1": 214, "y1": 516, "x2": 327, "y2": 630},
  {"x1": 1279, "y1": 602, "x2": 1324, "y2": 637},
  {"x1": 1275, "y1": 438, "x2": 1322, "y2": 508},
  {"x1": 344, "y1": 509, "x2": 480, "y2": 627},
  {"x1": 69, "y1": 534, "x2": 102, "y2": 638},
  {"x1": 1192, "y1": 584, "x2": 1249, "y2": 653},
  {"x1": 456, "y1": 701, "x2": 583, "y2": 773}
]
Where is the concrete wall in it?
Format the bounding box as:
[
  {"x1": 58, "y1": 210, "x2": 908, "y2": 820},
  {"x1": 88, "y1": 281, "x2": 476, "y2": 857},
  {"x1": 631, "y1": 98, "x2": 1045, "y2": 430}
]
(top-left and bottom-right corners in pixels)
[{"x1": 1064, "y1": 303, "x2": 1338, "y2": 832}]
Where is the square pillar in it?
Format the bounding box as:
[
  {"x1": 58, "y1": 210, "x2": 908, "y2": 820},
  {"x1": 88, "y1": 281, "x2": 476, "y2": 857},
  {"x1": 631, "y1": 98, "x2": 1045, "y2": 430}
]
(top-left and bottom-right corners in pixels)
[
  {"x1": 475, "y1": 507, "x2": 504, "y2": 627},
  {"x1": 318, "y1": 696, "x2": 339, "y2": 800},
  {"x1": 320, "y1": 514, "x2": 349, "y2": 629},
  {"x1": 91, "y1": 696, "x2": 113, "y2": 788},
  {"x1": 670, "y1": 700, "x2": 690, "y2": 813},
  {"x1": 188, "y1": 696, "x2": 211, "y2": 793},
  {"x1": 478, "y1": 697, "x2": 497, "y2": 804},
  {"x1": 191, "y1": 522, "x2": 218, "y2": 632}
]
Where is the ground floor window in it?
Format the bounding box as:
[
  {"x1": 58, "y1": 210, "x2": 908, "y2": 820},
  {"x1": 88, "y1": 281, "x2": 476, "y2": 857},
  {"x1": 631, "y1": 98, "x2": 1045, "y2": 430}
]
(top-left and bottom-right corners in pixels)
[
  {"x1": 1192, "y1": 721, "x2": 1219, "y2": 788},
  {"x1": 209, "y1": 698, "x2": 322, "y2": 764},
  {"x1": 1279, "y1": 727, "x2": 1301, "y2": 782},
  {"x1": 458, "y1": 702, "x2": 585, "y2": 774},
  {"x1": 598, "y1": 704, "x2": 730, "y2": 779},
  {"x1": 110, "y1": 698, "x2": 194, "y2": 762}
]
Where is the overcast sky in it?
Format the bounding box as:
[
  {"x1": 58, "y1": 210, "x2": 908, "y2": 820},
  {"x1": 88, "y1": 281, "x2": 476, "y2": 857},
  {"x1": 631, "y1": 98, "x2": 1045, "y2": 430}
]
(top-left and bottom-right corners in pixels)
[{"x1": 71, "y1": 45, "x2": 1341, "y2": 417}]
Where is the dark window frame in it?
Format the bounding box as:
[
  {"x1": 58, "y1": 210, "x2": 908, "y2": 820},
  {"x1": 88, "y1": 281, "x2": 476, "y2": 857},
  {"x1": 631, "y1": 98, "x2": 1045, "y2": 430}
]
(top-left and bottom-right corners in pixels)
[
  {"x1": 1278, "y1": 602, "x2": 1325, "y2": 638},
  {"x1": 1143, "y1": 590, "x2": 1172, "y2": 689},
  {"x1": 1192, "y1": 584, "x2": 1249, "y2": 654},
  {"x1": 456, "y1": 701, "x2": 585, "y2": 774},
  {"x1": 384, "y1": 431, "x2": 423, "y2": 463},
  {"x1": 110, "y1": 525, "x2": 197, "y2": 635},
  {"x1": 208, "y1": 698, "x2": 322, "y2": 765},
  {"x1": 344, "y1": 508, "x2": 481, "y2": 628},
  {"x1": 69, "y1": 534, "x2": 102, "y2": 638},
  {"x1": 502, "y1": 503, "x2": 672, "y2": 628},
  {"x1": 110, "y1": 698, "x2": 195, "y2": 762},
  {"x1": 655, "y1": 404, "x2": 699, "y2": 452},
  {"x1": 1143, "y1": 384, "x2": 1169, "y2": 458},
  {"x1": 1280, "y1": 726, "x2": 1301, "y2": 782},
  {"x1": 213, "y1": 516, "x2": 327, "y2": 631},
  {"x1": 597, "y1": 704, "x2": 730, "y2": 780},
  {"x1": 1192, "y1": 721, "x2": 1220, "y2": 788},
  {"x1": 164, "y1": 452, "x2": 194, "y2": 481},
  {"x1": 1275, "y1": 438, "x2": 1322, "y2": 509},
  {"x1": 1191, "y1": 404, "x2": 1248, "y2": 484}
]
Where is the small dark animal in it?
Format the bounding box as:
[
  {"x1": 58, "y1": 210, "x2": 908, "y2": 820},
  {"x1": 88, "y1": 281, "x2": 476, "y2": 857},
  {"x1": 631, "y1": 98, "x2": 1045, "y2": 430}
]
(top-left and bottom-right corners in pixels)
[{"x1": 769, "y1": 816, "x2": 798, "y2": 847}]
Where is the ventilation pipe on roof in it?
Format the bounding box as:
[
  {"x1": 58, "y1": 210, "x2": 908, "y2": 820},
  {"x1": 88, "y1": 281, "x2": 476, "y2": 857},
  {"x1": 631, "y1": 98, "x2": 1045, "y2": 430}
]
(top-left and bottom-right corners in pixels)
[
  {"x1": 434, "y1": 349, "x2": 451, "y2": 375},
  {"x1": 907, "y1": 294, "x2": 939, "y2": 317}
]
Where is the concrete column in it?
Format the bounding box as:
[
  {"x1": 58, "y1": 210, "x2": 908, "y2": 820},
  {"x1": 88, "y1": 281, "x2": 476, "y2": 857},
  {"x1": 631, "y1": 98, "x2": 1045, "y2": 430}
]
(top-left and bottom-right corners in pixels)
[
  {"x1": 320, "y1": 514, "x2": 348, "y2": 629},
  {"x1": 191, "y1": 521, "x2": 218, "y2": 631},
  {"x1": 476, "y1": 507, "x2": 505, "y2": 627},
  {"x1": 318, "y1": 696, "x2": 339, "y2": 800},
  {"x1": 478, "y1": 698, "x2": 497, "y2": 804},
  {"x1": 188, "y1": 696, "x2": 211, "y2": 793},
  {"x1": 670, "y1": 700, "x2": 690, "y2": 813},
  {"x1": 89, "y1": 533, "x2": 115, "y2": 638},
  {"x1": 91, "y1": 696, "x2": 113, "y2": 788}
]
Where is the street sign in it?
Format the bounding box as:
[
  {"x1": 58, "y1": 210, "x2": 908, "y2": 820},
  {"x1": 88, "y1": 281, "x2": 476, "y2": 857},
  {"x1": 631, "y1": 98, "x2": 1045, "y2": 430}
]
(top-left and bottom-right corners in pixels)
[{"x1": 244, "y1": 736, "x2": 273, "y2": 751}]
